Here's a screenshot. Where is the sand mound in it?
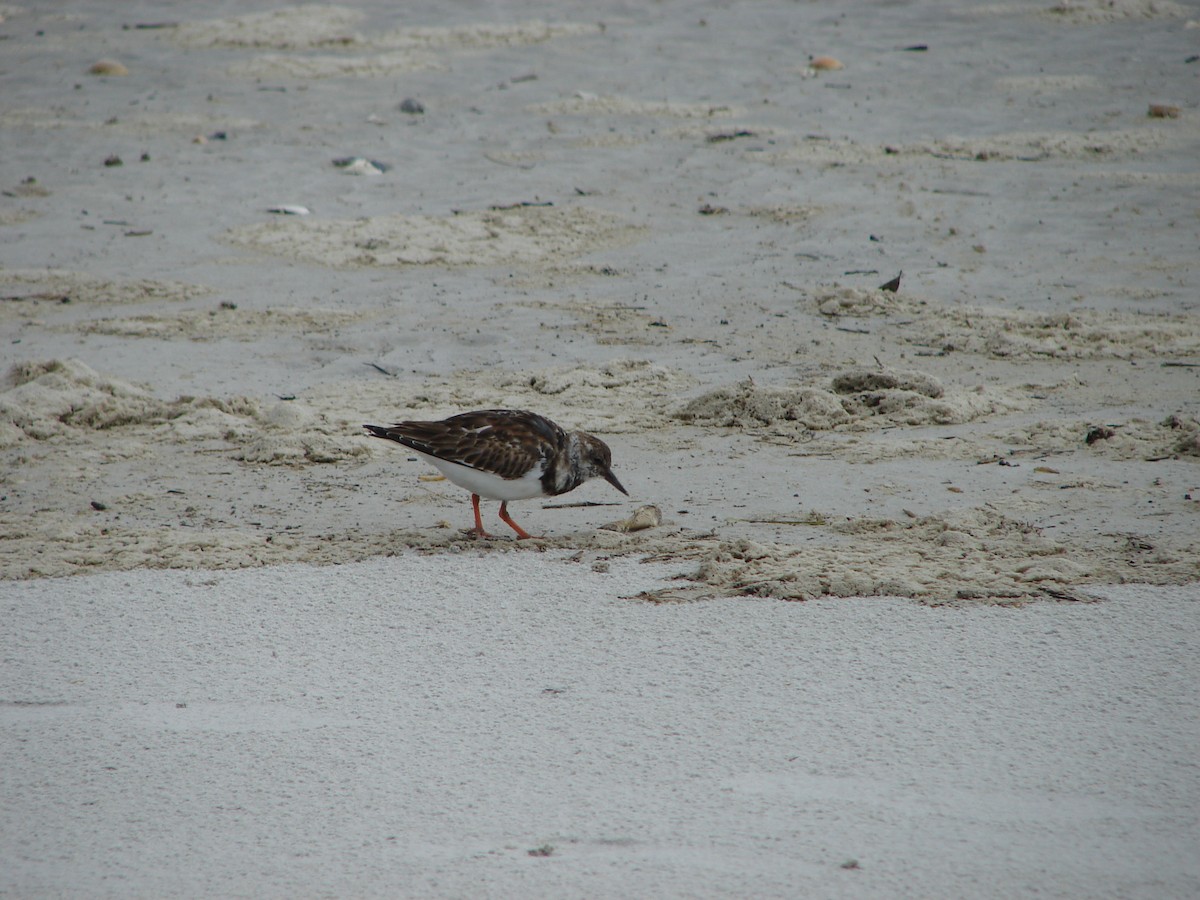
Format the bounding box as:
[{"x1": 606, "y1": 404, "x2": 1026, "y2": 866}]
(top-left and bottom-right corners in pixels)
[
  {"x1": 226, "y1": 207, "x2": 638, "y2": 269},
  {"x1": 812, "y1": 286, "x2": 926, "y2": 318},
  {"x1": 689, "y1": 508, "x2": 1089, "y2": 604},
  {"x1": 0, "y1": 359, "x2": 176, "y2": 443},
  {"x1": 677, "y1": 382, "x2": 851, "y2": 431},
  {"x1": 0, "y1": 359, "x2": 367, "y2": 463},
  {"x1": 675, "y1": 371, "x2": 1028, "y2": 433}
]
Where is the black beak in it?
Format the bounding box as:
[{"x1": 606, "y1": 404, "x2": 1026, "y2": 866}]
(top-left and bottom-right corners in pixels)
[{"x1": 602, "y1": 467, "x2": 628, "y2": 496}]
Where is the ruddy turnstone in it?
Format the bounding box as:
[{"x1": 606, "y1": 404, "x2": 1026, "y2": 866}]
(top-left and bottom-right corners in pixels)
[{"x1": 363, "y1": 409, "x2": 627, "y2": 539}]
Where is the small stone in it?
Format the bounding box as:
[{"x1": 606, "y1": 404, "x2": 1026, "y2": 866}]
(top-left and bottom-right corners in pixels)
[{"x1": 399, "y1": 98, "x2": 425, "y2": 114}]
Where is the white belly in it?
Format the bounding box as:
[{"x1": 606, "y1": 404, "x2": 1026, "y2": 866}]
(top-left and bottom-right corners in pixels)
[{"x1": 416, "y1": 451, "x2": 547, "y2": 501}]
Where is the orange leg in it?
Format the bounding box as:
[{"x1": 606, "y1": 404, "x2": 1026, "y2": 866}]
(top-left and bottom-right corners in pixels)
[
  {"x1": 469, "y1": 494, "x2": 496, "y2": 539},
  {"x1": 498, "y1": 501, "x2": 535, "y2": 540}
]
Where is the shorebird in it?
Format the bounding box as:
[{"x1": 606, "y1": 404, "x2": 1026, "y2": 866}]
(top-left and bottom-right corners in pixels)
[{"x1": 363, "y1": 409, "x2": 627, "y2": 538}]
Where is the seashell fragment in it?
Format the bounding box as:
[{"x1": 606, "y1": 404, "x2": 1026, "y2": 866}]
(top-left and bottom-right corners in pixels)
[
  {"x1": 809, "y1": 56, "x2": 844, "y2": 71},
  {"x1": 267, "y1": 205, "x2": 311, "y2": 215},
  {"x1": 599, "y1": 504, "x2": 662, "y2": 534},
  {"x1": 89, "y1": 59, "x2": 129, "y2": 76},
  {"x1": 332, "y1": 156, "x2": 387, "y2": 175}
]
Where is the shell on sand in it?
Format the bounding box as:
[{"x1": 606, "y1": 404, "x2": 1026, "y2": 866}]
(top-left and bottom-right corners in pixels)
[
  {"x1": 809, "y1": 56, "x2": 844, "y2": 71},
  {"x1": 599, "y1": 504, "x2": 663, "y2": 534},
  {"x1": 89, "y1": 59, "x2": 129, "y2": 76}
]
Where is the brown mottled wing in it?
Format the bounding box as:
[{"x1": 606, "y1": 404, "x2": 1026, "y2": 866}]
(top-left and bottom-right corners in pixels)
[{"x1": 364, "y1": 409, "x2": 565, "y2": 480}]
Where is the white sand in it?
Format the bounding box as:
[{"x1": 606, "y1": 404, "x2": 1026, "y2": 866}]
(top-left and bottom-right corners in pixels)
[
  {"x1": 2, "y1": 0, "x2": 1199, "y2": 892},
  {"x1": 2, "y1": 561, "x2": 1197, "y2": 897}
]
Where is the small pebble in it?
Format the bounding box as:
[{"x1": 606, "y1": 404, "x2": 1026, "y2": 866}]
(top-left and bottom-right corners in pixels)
[
  {"x1": 103, "y1": 154, "x2": 122, "y2": 167},
  {"x1": 399, "y1": 98, "x2": 425, "y2": 114}
]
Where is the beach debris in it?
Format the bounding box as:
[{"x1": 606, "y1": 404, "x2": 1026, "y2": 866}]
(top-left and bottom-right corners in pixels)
[
  {"x1": 8, "y1": 177, "x2": 50, "y2": 198},
  {"x1": 267, "y1": 205, "x2": 311, "y2": 216},
  {"x1": 879, "y1": 271, "x2": 902, "y2": 292},
  {"x1": 707, "y1": 129, "x2": 756, "y2": 143},
  {"x1": 1085, "y1": 426, "x2": 1116, "y2": 445},
  {"x1": 698, "y1": 203, "x2": 728, "y2": 215},
  {"x1": 489, "y1": 200, "x2": 553, "y2": 210},
  {"x1": 1147, "y1": 103, "x2": 1180, "y2": 119},
  {"x1": 527, "y1": 845, "x2": 554, "y2": 857},
  {"x1": 103, "y1": 154, "x2": 123, "y2": 167},
  {"x1": 398, "y1": 97, "x2": 425, "y2": 114},
  {"x1": 809, "y1": 56, "x2": 844, "y2": 71},
  {"x1": 89, "y1": 59, "x2": 129, "y2": 76},
  {"x1": 600, "y1": 504, "x2": 663, "y2": 534},
  {"x1": 332, "y1": 156, "x2": 388, "y2": 175},
  {"x1": 90, "y1": 500, "x2": 108, "y2": 511}
]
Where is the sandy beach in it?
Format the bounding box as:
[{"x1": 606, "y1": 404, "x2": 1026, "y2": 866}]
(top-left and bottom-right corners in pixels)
[{"x1": 2, "y1": 0, "x2": 1198, "y2": 895}]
